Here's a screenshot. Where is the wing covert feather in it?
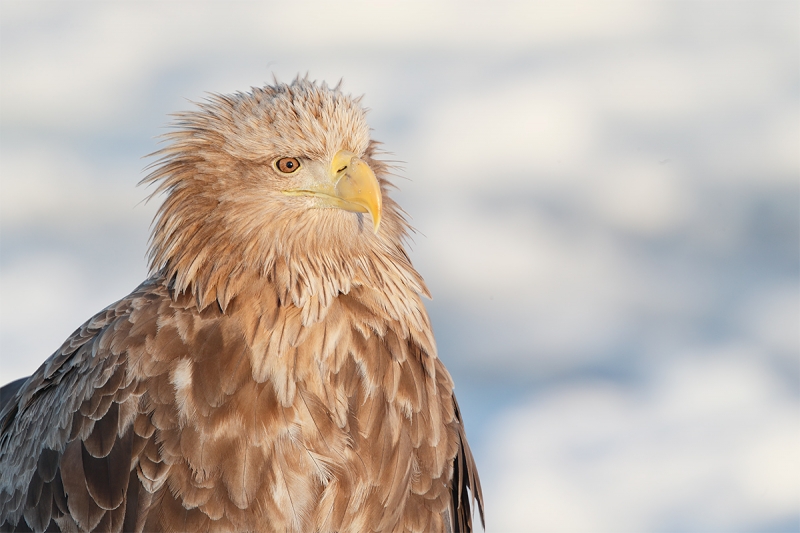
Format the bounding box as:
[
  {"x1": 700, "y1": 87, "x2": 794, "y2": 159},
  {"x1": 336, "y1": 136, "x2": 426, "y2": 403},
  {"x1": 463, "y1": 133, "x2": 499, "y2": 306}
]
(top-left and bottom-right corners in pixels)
[{"x1": 0, "y1": 280, "x2": 166, "y2": 532}]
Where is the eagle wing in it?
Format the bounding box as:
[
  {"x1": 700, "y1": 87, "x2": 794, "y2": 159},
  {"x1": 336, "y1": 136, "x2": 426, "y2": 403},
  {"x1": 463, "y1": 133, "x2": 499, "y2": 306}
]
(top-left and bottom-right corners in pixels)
[
  {"x1": 0, "y1": 280, "x2": 164, "y2": 533},
  {"x1": 449, "y1": 397, "x2": 484, "y2": 533}
]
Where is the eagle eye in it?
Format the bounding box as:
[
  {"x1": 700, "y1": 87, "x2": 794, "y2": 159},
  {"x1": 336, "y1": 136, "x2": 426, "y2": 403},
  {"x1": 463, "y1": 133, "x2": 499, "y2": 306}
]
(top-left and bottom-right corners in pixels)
[{"x1": 275, "y1": 157, "x2": 301, "y2": 174}]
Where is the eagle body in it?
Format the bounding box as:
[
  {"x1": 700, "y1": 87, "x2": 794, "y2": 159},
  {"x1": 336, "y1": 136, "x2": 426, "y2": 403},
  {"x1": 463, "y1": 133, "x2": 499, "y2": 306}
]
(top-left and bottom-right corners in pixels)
[{"x1": 0, "y1": 80, "x2": 482, "y2": 533}]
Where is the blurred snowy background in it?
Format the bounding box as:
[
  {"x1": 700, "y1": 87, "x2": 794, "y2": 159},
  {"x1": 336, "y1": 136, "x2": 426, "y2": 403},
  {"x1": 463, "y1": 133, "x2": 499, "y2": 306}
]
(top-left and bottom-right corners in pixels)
[{"x1": 1, "y1": 1, "x2": 797, "y2": 531}]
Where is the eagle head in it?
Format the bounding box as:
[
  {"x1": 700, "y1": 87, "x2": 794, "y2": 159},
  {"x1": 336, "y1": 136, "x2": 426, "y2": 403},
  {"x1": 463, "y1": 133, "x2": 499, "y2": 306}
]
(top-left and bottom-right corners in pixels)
[{"x1": 143, "y1": 78, "x2": 423, "y2": 314}]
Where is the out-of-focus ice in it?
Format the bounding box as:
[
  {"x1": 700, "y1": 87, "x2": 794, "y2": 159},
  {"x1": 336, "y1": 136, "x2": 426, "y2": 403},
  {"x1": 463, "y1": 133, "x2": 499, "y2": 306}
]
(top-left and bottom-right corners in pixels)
[{"x1": 488, "y1": 350, "x2": 799, "y2": 532}]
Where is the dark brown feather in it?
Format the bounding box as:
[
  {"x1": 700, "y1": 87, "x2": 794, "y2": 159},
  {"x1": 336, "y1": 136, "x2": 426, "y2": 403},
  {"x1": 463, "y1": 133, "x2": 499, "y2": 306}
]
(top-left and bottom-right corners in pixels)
[
  {"x1": 82, "y1": 402, "x2": 119, "y2": 458},
  {"x1": 60, "y1": 440, "x2": 105, "y2": 531},
  {"x1": 22, "y1": 482, "x2": 51, "y2": 533},
  {"x1": 23, "y1": 474, "x2": 42, "y2": 513},
  {"x1": 121, "y1": 469, "x2": 141, "y2": 533},
  {"x1": 81, "y1": 426, "x2": 132, "y2": 511},
  {"x1": 35, "y1": 451, "x2": 59, "y2": 485},
  {"x1": 49, "y1": 472, "x2": 67, "y2": 519}
]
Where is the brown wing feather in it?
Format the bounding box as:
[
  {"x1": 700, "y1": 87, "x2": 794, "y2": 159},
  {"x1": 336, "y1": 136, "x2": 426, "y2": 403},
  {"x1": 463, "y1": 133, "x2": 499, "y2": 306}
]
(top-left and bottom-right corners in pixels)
[
  {"x1": 0, "y1": 281, "x2": 165, "y2": 532},
  {"x1": 449, "y1": 397, "x2": 485, "y2": 533}
]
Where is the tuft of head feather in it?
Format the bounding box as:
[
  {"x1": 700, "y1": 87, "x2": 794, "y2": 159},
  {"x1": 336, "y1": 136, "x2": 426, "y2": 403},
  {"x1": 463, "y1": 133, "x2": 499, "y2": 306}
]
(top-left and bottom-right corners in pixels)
[{"x1": 141, "y1": 78, "x2": 429, "y2": 314}]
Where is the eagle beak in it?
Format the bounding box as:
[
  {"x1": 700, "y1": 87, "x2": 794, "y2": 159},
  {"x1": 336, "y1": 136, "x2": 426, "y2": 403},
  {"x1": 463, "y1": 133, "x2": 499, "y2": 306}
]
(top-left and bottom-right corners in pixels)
[
  {"x1": 330, "y1": 150, "x2": 382, "y2": 233},
  {"x1": 282, "y1": 150, "x2": 382, "y2": 233}
]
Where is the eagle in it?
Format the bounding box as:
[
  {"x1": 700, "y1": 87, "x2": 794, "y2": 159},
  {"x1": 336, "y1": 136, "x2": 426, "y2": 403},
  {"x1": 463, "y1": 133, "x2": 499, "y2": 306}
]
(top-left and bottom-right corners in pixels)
[{"x1": 0, "y1": 79, "x2": 483, "y2": 533}]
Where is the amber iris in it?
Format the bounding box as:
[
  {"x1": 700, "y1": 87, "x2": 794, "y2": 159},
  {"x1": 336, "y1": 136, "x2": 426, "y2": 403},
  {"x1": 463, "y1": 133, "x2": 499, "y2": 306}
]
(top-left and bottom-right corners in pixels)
[{"x1": 275, "y1": 157, "x2": 300, "y2": 173}]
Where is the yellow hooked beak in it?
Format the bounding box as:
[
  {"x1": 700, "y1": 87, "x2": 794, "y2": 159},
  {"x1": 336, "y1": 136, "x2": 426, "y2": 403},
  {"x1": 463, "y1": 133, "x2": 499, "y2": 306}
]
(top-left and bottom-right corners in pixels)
[{"x1": 282, "y1": 150, "x2": 382, "y2": 233}]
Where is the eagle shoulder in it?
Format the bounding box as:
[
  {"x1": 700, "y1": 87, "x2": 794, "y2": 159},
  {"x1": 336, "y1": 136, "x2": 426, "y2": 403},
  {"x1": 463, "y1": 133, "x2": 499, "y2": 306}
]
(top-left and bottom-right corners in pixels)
[{"x1": 0, "y1": 280, "x2": 165, "y2": 532}]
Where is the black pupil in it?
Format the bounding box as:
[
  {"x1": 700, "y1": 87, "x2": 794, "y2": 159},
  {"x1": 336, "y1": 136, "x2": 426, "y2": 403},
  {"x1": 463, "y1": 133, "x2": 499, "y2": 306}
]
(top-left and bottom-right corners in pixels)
[{"x1": 285, "y1": 160, "x2": 294, "y2": 169}]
